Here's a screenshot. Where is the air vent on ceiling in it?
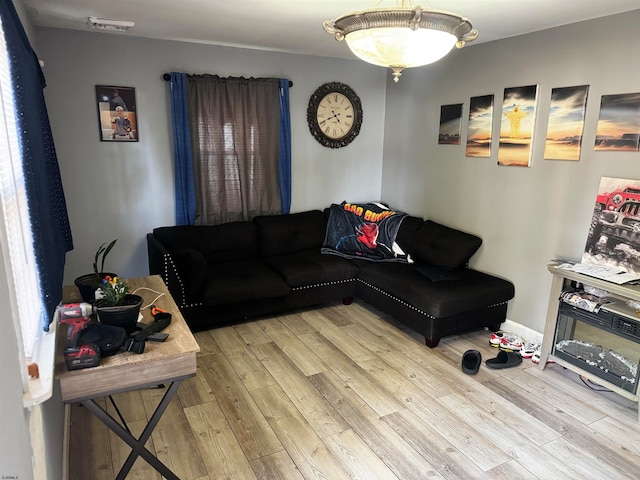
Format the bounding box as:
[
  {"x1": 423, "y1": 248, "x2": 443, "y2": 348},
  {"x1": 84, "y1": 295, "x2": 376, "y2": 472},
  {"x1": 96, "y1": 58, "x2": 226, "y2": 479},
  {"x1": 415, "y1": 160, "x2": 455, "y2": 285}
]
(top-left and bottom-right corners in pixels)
[{"x1": 88, "y1": 17, "x2": 135, "y2": 32}]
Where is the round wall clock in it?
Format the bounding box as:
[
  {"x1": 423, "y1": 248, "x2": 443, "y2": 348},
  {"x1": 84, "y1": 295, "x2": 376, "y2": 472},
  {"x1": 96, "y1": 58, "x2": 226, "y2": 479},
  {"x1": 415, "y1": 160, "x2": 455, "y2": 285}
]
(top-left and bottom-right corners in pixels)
[{"x1": 307, "y1": 82, "x2": 363, "y2": 148}]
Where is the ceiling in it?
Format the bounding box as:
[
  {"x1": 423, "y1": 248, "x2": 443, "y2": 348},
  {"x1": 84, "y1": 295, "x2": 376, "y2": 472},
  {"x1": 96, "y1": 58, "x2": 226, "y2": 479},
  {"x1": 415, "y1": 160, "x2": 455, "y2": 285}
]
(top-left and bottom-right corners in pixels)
[{"x1": 21, "y1": 0, "x2": 640, "y2": 60}]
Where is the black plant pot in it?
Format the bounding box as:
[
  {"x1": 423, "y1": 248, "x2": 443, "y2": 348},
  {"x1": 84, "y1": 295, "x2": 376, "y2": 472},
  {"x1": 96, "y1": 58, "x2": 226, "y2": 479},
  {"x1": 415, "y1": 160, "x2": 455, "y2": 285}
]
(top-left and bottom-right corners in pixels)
[
  {"x1": 95, "y1": 294, "x2": 143, "y2": 334},
  {"x1": 74, "y1": 272, "x2": 118, "y2": 302}
]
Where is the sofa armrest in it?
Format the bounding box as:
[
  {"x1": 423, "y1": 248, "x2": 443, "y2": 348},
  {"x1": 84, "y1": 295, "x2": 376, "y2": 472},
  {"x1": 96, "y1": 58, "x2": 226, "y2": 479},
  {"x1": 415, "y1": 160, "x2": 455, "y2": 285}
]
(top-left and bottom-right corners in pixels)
[{"x1": 147, "y1": 233, "x2": 191, "y2": 307}]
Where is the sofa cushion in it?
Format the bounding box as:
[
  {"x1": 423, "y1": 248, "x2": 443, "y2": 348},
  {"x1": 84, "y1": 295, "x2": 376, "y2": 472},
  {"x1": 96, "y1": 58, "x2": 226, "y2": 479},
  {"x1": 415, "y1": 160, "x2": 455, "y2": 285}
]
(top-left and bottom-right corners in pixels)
[
  {"x1": 264, "y1": 249, "x2": 358, "y2": 288},
  {"x1": 154, "y1": 222, "x2": 258, "y2": 263},
  {"x1": 201, "y1": 259, "x2": 290, "y2": 306},
  {"x1": 254, "y1": 210, "x2": 326, "y2": 257},
  {"x1": 395, "y1": 215, "x2": 424, "y2": 254},
  {"x1": 411, "y1": 220, "x2": 482, "y2": 269},
  {"x1": 357, "y1": 261, "x2": 514, "y2": 318}
]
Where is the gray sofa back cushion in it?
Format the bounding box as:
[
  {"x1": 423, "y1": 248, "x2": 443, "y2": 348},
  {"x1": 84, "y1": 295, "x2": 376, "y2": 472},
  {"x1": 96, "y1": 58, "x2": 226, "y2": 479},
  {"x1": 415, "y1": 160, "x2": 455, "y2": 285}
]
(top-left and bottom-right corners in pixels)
[
  {"x1": 153, "y1": 221, "x2": 258, "y2": 263},
  {"x1": 254, "y1": 210, "x2": 326, "y2": 257},
  {"x1": 411, "y1": 220, "x2": 482, "y2": 269}
]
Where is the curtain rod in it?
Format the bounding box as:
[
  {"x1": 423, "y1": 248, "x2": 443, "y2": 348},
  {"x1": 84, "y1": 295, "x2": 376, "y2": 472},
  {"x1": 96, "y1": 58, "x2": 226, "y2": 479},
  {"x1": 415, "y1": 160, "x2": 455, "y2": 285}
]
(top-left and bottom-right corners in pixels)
[{"x1": 162, "y1": 73, "x2": 292, "y2": 87}]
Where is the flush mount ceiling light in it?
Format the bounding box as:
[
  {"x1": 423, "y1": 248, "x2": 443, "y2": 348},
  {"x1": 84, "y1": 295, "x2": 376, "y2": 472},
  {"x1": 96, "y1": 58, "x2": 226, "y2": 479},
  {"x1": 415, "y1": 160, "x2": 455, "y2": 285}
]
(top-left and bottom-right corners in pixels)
[
  {"x1": 323, "y1": 1, "x2": 477, "y2": 83},
  {"x1": 88, "y1": 16, "x2": 135, "y2": 32}
]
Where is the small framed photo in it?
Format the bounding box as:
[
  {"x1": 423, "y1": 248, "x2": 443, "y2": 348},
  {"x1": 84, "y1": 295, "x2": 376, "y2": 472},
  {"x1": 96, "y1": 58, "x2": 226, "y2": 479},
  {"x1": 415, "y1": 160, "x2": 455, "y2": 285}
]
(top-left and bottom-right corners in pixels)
[{"x1": 95, "y1": 85, "x2": 138, "y2": 142}]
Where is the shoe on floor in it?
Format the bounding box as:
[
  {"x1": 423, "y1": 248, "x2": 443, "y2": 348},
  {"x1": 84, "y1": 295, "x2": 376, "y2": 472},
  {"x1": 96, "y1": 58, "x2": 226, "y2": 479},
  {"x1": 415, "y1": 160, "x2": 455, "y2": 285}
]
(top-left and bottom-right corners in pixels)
[
  {"x1": 462, "y1": 349, "x2": 482, "y2": 375},
  {"x1": 531, "y1": 348, "x2": 541, "y2": 364},
  {"x1": 531, "y1": 347, "x2": 554, "y2": 365},
  {"x1": 485, "y1": 350, "x2": 522, "y2": 369},
  {"x1": 489, "y1": 331, "x2": 523, "y2": 351},
  {"x1": 531, "y1": 347, "x2": 556, "y2": 365},
  {"x1": 489, "y1": 331, "x2": 506, "y2": 347},
  {"x1": 498, "y1": 334, "x2": 523, "y2": 352},
  {"x1": 520, "y1": 341, "x2": 540, "y2": 358}
]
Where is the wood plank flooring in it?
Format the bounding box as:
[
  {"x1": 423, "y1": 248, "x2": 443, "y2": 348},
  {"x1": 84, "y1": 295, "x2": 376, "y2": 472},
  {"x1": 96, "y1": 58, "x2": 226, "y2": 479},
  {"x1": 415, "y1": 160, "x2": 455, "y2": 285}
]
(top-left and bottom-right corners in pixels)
[{"x1": 68, "y1": 300, "x2": 640, "y2": 479}]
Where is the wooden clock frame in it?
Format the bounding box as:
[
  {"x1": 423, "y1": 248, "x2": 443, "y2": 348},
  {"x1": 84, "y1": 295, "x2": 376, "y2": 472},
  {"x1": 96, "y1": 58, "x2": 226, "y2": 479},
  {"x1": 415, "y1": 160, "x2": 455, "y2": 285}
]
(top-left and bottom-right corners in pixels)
[{"x1": 307, "y1": 82, "x2": 363, "y2": 148}]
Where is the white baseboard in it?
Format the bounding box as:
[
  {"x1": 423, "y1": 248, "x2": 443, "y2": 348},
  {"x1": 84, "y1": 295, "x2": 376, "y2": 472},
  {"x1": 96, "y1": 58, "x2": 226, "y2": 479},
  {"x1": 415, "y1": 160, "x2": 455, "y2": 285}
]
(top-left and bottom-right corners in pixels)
[{"x1": 500, "y1": 319, "x2": 543, "y2": 344}]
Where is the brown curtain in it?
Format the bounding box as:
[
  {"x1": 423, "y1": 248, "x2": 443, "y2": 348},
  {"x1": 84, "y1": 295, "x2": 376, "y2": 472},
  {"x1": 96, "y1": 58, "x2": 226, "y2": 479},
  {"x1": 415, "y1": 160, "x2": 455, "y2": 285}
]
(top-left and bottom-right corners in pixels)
[{"x1": 186, "y1": 75, "x2": 281, "y2": 224}]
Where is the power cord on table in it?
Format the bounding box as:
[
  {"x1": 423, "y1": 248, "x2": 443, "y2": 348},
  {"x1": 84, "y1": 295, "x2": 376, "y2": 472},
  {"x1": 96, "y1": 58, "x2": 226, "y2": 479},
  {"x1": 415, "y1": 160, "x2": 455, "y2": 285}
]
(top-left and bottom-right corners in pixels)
[{"x1": 131, "y1": 286, "x2": 166, "y2": 311}]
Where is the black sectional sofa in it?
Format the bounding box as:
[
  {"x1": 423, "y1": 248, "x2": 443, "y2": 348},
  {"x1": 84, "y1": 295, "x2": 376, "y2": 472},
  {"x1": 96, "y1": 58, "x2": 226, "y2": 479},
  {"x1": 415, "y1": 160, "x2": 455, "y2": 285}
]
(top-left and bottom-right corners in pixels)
[{"x1": 147, "y1": 208, "x2": 514, "y2": 347}]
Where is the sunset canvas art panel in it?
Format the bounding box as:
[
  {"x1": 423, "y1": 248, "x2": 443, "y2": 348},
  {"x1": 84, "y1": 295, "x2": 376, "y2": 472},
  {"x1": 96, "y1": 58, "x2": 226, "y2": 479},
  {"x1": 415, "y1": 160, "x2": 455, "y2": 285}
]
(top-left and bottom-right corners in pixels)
[
  {"x1": 544, "y1": 85, "x2": 589, "y2": 161},
  {"x1": 498, "y1": 85, "x2": 538, "y2": 167},
  {"x1": 466, "y1": 94, "x2": 494, "y2": 157},
  {"x1": 594, "y1": 93, "x2": 640, "y2": 151},
  {"x1": 438, "y1": 103, "x2": 463, "y2": 145}
]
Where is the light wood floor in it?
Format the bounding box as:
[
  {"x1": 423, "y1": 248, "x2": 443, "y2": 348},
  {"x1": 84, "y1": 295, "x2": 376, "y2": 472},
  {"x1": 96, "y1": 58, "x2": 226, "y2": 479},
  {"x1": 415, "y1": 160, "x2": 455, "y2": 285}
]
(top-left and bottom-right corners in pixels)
[{"x1": 68, "y1": 300, "x2": 640, "y2": 479}]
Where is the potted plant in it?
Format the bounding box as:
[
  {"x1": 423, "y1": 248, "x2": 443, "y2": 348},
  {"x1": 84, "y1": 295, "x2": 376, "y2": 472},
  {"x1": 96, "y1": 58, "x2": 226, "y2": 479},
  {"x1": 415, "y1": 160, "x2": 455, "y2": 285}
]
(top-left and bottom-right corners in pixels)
[
  {"x1": 94, "y1": 275, "x2": 143, "y2": 333},
  {"x1": 74, "y1": 239, "x2": 118, "y2": 302}
]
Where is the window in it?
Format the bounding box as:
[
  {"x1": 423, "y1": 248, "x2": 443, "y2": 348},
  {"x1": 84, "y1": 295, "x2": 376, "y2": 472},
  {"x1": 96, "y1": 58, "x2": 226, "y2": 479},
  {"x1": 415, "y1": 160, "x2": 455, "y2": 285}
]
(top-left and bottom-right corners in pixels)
[
  {"x1": 0, "y1": 14, "x2": 47, "y2": 396},
  {"x1": 186, "y1": 75, "x2": 283, "y2": 224}
]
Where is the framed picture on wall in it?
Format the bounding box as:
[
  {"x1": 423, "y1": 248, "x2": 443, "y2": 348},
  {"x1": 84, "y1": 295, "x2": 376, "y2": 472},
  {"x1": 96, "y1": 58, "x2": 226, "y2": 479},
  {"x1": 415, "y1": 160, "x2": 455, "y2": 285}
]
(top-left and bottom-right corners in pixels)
[{"x1": 95, "y1": 85, "x2": 139, "y2": 142}]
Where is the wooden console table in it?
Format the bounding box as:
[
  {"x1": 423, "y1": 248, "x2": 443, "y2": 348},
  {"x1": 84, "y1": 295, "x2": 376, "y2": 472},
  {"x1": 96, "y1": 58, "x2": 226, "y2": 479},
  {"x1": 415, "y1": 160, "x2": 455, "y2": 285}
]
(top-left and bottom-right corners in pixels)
[
  {"x1": 55, "y1": 275, "x2": 200, "y2": 479},
  {"x1": 540, "y1": 264, "x2": 640, "y2": 419}
]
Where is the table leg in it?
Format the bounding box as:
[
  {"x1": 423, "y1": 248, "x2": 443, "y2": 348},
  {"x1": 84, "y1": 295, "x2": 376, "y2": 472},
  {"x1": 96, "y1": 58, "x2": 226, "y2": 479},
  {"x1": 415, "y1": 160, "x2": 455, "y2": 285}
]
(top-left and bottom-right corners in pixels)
[
  {"x1": 538, "y1": 273, "x2": 564, "y2": 370},
  {"x1": 80, "y1": 380, "x2": 183, "y2": 480}
]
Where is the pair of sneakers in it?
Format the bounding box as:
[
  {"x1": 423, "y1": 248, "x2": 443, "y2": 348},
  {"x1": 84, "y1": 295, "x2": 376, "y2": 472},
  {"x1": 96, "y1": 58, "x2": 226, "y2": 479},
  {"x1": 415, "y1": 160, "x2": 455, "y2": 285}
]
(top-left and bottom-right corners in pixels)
[{"x1": 489, "y1": 331, "x2": 523, "y2": 352}]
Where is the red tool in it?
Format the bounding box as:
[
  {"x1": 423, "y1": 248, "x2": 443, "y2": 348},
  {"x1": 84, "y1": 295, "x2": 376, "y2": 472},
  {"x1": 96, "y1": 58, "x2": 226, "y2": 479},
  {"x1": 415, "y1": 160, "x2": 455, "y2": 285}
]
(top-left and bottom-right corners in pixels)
[
  {"x1": 59, "y1": 315, "x2": 91, "y2": 346},
  {"x1": 64, "y1": 344, "x2": 101, "y2": 370},
  {"x1": 56, "y1": 302, "x2": 94, "y2": 320},
  {"x1": 59, "y1": 315, "x2": 100, "y2": 370}
]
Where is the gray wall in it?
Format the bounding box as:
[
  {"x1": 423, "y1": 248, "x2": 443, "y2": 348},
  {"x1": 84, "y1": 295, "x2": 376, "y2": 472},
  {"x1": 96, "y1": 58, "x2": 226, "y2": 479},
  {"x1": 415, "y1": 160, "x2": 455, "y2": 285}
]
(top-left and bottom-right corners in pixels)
[
  {"x1": 382, "y1": 10, "x2": 640, "y2": 333},
  {"x1": 34, "y1": 28, "x2": 388, "y2": 285}
]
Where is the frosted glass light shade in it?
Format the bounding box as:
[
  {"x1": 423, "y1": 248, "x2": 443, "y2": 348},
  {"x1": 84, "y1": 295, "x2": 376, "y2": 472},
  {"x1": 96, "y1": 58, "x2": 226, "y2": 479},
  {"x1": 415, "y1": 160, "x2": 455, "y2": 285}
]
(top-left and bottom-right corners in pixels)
[
  {"x1": 324, "y1": 6, "x2": 477, "y2": 82},
  {"x1": 345, "y1": 27, "x2": 457, "y2": 68}
]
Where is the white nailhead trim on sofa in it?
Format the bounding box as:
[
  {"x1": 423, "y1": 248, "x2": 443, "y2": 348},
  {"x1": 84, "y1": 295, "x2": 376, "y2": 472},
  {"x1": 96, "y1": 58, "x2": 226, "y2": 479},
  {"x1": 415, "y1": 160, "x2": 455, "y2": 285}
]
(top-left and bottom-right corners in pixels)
[
  {"x1": 292, "y1": 278, "x2": 355, "y2": 291},
  {"x1": 162, "y1": 253, "x2": 187, "y2": 306}
]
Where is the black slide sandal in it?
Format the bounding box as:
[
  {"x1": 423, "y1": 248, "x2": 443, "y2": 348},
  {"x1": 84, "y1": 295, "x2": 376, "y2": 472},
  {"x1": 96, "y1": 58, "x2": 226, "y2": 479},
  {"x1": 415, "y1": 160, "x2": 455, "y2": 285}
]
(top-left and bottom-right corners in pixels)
[
  {"x1": 485, "y1": 350, "x2": 522, "y2": 369},
  {"x1": 462, "y1": 349, "x2": 482, "y2": 374}
]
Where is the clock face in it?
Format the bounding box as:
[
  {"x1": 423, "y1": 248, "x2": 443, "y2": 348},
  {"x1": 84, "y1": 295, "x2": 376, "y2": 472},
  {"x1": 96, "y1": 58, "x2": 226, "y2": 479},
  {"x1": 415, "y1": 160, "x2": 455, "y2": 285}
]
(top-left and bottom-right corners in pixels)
[
  {"x1": 307, "y1": 82, "x2": 362, "y2": 148},
  {"x1": 316, "y1": 92, "x2": 354, "y2": 140}
]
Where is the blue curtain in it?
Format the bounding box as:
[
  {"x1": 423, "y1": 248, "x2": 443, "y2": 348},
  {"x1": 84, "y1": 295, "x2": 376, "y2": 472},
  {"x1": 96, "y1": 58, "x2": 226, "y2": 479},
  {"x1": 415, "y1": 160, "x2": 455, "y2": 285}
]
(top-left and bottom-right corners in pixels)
[
  {"x1": 2, "y1": 1, "x2": 73, "y2": 331},
  {"x1": 169, "y1": 72, "x2": 196, "y2": 225},
  {"x1": 279, "y1": 79, "x2": 292, "y2": 214}
]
